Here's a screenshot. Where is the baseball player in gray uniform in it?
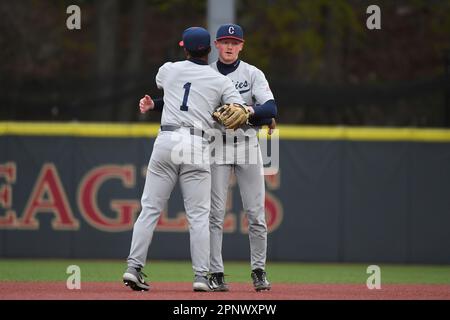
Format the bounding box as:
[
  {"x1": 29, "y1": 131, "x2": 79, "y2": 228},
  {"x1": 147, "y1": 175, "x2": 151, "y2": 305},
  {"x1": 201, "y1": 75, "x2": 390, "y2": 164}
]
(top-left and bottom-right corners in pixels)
[
  {"x1": 208, "y1": 24, "x2": 277, "y2": 292},
  {"x1": 122, "y1": 26, "x2": 244, "y2": 292}
]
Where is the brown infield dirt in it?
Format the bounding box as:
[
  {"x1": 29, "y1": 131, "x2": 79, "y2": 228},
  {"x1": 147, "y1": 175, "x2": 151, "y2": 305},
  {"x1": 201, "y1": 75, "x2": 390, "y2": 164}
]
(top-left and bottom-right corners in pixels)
[{"x1": 0, "y1": 282, "x2": 449, "y2": 300}]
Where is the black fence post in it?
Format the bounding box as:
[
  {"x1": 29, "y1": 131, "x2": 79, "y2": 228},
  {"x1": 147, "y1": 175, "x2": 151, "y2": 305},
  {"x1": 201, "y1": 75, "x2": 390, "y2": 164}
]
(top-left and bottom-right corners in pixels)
[{"x1": 445, "y1": 49, "x2": 450, "y2": 128}]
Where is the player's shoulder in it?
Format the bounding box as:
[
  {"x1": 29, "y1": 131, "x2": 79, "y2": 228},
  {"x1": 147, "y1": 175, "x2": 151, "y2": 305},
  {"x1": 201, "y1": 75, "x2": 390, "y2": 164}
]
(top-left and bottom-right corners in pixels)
[
  {"x1": 239, "y1": 60, "x2": 266, "y2": 77},
  {"x1": 157, "y1": 61, "x2": 174, "y2": 73},
  {"x1": 209, "y1": 61, "x2": 218, "y2": 71},
  {"x1": 159, "y1": 60, "x2": 190, "y2": 70},
  {"x1": 239, "y1": 60, "x2": 258, "y2": 72},
  {"x1": 159, "y1": 61, "x2": 173, "y2": 68},
  {"x1": 208, "y1": 62, "x2": 232, "y2": 80}
]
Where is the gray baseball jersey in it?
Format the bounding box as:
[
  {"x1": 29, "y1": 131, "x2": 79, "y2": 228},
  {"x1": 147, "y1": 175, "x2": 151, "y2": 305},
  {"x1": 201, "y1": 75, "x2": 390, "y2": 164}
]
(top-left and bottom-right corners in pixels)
[
  {"x1": 210, "y1": 60, "x2": 274, "y2": 136},
  {"x1": 127, "y1": 59, "x2": 244, "y2": 278},
  {"x1": 157, "y1": 60, "x2": 244, "y2": 130}
]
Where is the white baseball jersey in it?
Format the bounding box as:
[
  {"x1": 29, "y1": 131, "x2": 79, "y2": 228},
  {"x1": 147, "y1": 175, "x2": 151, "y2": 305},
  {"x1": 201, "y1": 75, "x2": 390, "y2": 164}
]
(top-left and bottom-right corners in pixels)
[
  {"x1": 156, "y1": 60, "x2": 244, "y2": 130},
  {"x1": 210, "y1": 60, "x2": 274, "y2": 135}
]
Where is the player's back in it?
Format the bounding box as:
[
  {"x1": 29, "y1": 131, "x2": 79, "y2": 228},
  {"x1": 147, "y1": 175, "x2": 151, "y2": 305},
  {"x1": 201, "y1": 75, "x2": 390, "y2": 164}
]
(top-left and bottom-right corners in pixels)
[{"x1": 156, "y1": 60, "x2": 241, "y2": 130}]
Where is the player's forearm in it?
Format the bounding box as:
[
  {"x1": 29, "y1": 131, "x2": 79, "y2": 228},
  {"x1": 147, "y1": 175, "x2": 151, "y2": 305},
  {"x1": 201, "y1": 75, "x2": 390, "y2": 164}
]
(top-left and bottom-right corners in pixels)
[
  {"x1": 153, "y1": 97, "x2": 164, "y2": 112},
  {"x1": 251, "y1": 99, "x2": 277, "y2": 119},
  {"x1": 249, "y1": 117, "x2": 273, "y2": 127}
]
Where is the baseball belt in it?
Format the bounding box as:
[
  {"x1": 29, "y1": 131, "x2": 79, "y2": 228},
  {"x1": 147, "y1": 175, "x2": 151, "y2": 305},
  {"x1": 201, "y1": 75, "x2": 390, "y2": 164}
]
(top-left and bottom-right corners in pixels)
[{"x1": 160, "y1": 125, "x2": 206, "y2": 138}]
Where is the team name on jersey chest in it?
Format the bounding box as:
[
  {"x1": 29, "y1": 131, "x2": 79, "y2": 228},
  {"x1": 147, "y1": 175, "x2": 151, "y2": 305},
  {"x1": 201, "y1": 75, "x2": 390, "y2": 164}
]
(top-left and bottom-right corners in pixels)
[{"x1": 233, "y1": 80, "x2": 250, "y2": 94}]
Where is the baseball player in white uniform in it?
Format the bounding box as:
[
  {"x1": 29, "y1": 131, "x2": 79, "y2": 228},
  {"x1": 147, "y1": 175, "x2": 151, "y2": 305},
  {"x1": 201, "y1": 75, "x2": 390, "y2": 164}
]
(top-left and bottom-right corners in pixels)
[
  {"x1": 122, "y1": 27, "x2": 245, "y2": 292},
  {"x1": 208, "y1": 24, "x2": 277, "y2": 292}
]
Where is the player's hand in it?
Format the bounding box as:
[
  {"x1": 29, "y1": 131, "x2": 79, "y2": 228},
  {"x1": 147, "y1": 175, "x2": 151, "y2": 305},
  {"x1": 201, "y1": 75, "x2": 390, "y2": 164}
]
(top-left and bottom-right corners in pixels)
[
  {"x1": 139, "y1": 95, "x2": 155, "y2": 113},
  {"x1": 268, "y1": 118, "x2": 276, "y2": 135}
]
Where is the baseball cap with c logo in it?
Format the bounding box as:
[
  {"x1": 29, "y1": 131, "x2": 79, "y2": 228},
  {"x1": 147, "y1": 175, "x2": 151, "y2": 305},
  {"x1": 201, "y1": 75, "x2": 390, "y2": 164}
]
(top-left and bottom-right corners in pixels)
[{"x1": 216, "y1": 24, "x2": 244, "y2": 42}]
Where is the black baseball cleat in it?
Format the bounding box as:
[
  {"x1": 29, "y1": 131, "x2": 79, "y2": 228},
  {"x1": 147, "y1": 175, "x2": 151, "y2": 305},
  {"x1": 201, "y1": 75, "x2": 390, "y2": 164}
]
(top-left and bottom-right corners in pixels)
[
  {"x1": 209, "y1": 272, "x2": 229, "y2": 292},
  {"x1": 123, "y1": 267, "x2": 150, "y2": 291},
  {"x1": 251, "y1": 268, "x2": 271, "y2": 292}
]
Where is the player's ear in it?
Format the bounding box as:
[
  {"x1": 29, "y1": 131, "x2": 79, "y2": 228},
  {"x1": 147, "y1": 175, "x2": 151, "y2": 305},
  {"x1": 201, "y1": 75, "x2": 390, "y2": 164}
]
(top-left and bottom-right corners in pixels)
[{"x1": 214, "y1": 40, "x2": 220, "y2": 49}]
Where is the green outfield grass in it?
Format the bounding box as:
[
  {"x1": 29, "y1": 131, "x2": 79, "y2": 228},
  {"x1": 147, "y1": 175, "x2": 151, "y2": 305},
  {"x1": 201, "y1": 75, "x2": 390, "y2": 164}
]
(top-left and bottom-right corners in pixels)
[{"x1": 0, "y1": 259, "x2": 449, "y2": 284}]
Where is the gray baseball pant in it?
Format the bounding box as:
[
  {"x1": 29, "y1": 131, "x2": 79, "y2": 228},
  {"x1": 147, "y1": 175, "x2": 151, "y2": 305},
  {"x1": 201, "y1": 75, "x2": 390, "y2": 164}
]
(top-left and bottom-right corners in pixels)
[
  {"x1": 209, "y1": 135, "x2": 267, "y2": 272},
  {"x1": 127, "y1": 131, "x2": 211, "y2": 276}
]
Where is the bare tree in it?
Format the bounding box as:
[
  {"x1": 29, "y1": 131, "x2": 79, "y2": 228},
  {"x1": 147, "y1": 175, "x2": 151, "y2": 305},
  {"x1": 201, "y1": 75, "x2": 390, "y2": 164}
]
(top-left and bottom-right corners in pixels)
[{"x1": 118, "y1": 0, "x2": 146, "y2": 122}]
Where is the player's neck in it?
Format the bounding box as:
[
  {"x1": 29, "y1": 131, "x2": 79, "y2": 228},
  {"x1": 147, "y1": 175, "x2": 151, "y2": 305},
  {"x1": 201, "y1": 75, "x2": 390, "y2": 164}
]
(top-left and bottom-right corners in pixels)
[
  {"x1": 218, "y1": 57, "x2": 240, "y2": 66},
  {"x1": 187, "y1": 57, "x2": 208, "y2": 65},
  {"x1": 216, "y1": 59, "x2": 240, "y2": 75}
]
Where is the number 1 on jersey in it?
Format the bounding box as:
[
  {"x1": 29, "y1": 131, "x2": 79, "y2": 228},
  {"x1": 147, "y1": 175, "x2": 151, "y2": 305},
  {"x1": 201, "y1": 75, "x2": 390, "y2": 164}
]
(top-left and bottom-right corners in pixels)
[{"x1": 180, "y1": 82, "x2": 191, "y2": 111}]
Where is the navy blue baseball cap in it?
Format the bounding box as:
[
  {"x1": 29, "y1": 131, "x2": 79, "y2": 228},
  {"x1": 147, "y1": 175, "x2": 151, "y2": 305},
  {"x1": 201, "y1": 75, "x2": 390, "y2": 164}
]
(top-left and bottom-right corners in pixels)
[
  {"x1": 178, "y1": 27, "x2": 211, "y2": 52},
  {"x1": 216, "y1": 24, "x2": 244, "y2": 42}
]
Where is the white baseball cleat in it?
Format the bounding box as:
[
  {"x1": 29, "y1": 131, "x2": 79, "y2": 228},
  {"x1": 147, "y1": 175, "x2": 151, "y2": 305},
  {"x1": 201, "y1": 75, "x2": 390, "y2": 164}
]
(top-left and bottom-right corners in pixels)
[{"x1": 193, "y1": 275, "x2": 213, "y2": 292}]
